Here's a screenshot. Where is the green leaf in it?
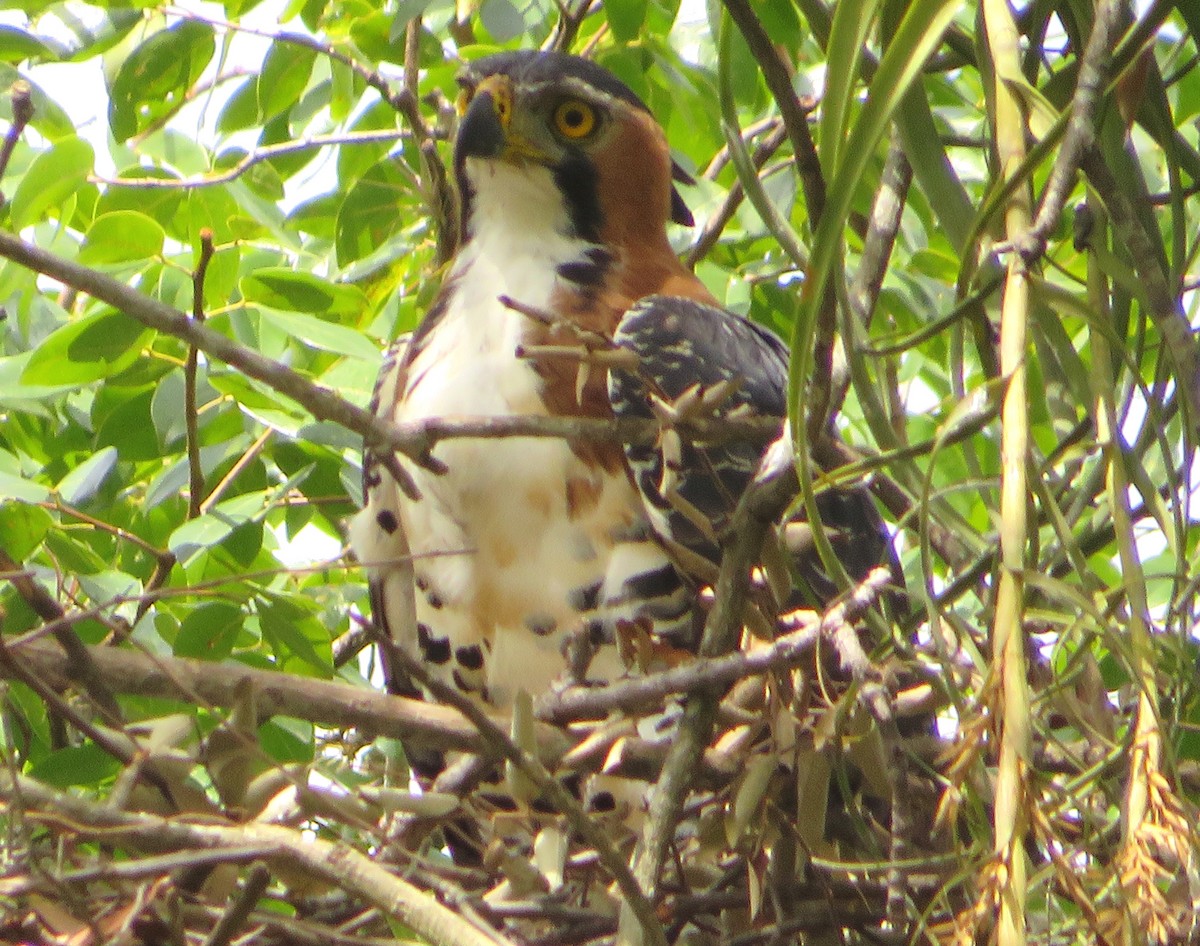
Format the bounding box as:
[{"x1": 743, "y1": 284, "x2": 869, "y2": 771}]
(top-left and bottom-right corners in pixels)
[
  {"x1": 168, "y1": 493, "x2": 266, "y2": 561},
  {"x1": 174, "y1": 601, "x2": 245, "y2": 660},
  {"x1": 28, "y1": 743, "x2": 122, "y2": 788},
  {"x1": 390, "y1": 0, "x2": 435, "y2": 35},
  {"x1": 349, "y1": 11, "x2": 405, "y2": 62},
  {"x1": 95, "y1": 167, "x2": 186, "y2": 234},
  {"x1": 259, "y1": 595, "x2": 334, "y2": 675},
  {"x1": 0, "y1": 470, "x2": 50, "y2": 503},
  {"x1": 208, "y1": 373, "x2": 307, "y2": 435},
  {"x1": 9, "y1": 135, "x2": 94, "y2": 229},
  {"x1": 216, "y1": 76, "x2": 259, "y2": 133},
  {"x1": 239, "y1": 268, "x2": 367, "y2": 316},
  {"x1": 257, "y1": 309, "x2": 379, "y2": 360},
  {"x1": 78, "y1": 211, "x2": 166, "y2": 264},
  {"x1": 56, "y1": 447, "x2": 118, "y2": 505},
  {"x1": 22, "y1": 310, "x2": 153, "y2": 386},
  {"x1": 257, "y1": 42, "x2": 317, "y2": 120},
  {"x1": 480, "y1": 0, "x2": 526, "y2": 42},
  {"x1": 0, "y1": 64, "x2": 73, "y2": 139},
  {"x1": 0, "y1": 502, "x2": 52, "y2": 559},
  {"x1": 335, "y1": 156, "x2": 409, "y2": 266},
  {"x1": 603, "y1": 0, "x2": 647, "y2": 42},
  {"x1": 94, "y1": 386, "x2": 161, "y2": 460},
  {"x1": 108, "y1": 20, "x2": 215, "y2": 142},
  {"x1": 61, "y1": 8, "x2": 144, "y2": 61},
  {"x1": 0, "y1": 353, "x2": 80, "y2": 402},
  {"x1": 258, "y1": 717, "x2": 315, "y2": 764},
  {"x1": 0, "y1": 24, "x2": 58, "y2": 62},
  {"x1": 752, "y1": 0, "x2": 801, "y2": 46}
]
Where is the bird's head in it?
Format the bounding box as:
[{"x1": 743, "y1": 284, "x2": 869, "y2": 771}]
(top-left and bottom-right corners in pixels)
[{"x1": 453, "y1": 51, "x2": 694, "y2": 248}]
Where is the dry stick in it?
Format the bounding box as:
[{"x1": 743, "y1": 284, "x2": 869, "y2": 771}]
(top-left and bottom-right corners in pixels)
[
  {"x1": 0, "y1": 845, "x2": 275, "y2": 896},
  {"x1": 0, "y1": 636, "x2": 138, "y2": 776},
  {"x1": 4, "y1": 577, "x2": 923, "y2": 790},
  {"x1": 621, "y1": 459, "x2": 799, "y2": 946},
  {"x1": 7, "y1": 635, "x2": 562, "y2": 759},
  {"x1": 832, "y1": 137, "x2": 913, "y2": 425},
  {"x1": 0, "y1": 771, "x2": 508, "y2": 946},
  {"x1": 201, "y1": 861, "x2": 271, "y2": 946},
  {"x1": 186, "y1": 229, "x2": 215, "y2": 520},
  {"x1": 385, "y1": 649, "x2": 669, "y2": 946},
  {"x1": 538, "y1": 567, "x2": 894, "y2": 725},
  {"x1": 982, "y1": 1, "x2": 1034, "y2": 943}
]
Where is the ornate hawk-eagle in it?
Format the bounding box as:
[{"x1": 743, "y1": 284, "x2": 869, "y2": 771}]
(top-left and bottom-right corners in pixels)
[{"x1": 352, "y1": 50, "x2": 891, "y2": 712}]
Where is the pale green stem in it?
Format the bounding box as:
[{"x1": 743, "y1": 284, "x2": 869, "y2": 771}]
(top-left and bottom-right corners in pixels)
[
  {"x1": 982, "y1": 0, "x2": 1033, "y2": 943},
  {"x1": 1085, "y1": 198, "x2": 1161, "y2": 946}
]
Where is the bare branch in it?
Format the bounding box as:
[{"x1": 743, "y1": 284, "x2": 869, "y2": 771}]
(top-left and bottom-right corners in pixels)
[
  {"x1": 539, "y1": 567, "x2": 899, "y2": 725},
  {"x1": 0, "y1": 227, "x2": 788, "y2": 490},
  {"x1": 6, "y1": 636, "x2": 569, "y2": 760},
  {"x1": 1, "y1": 771, "x2": 510, "y2": 946},
  {"x1": 0, "y1": 549, "x2": 121, "y2": 721},
  {"x1": 624, "y1": 444, "x2": 800, "y2": 937},
  {"x1": 1011, "y1": 0, "x2": 1127, "y2": 262},
  {"x1": 719, "y1": 0, "x2": 825, "y2": 222}
]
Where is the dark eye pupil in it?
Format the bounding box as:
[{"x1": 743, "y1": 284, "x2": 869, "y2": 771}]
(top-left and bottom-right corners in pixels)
[{"x1": 564, "y1": 109, "x2": 584, "y2": 127}]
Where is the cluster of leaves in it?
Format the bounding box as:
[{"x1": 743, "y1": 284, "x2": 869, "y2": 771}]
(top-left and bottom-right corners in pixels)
[{"x1": 0, "y1": 0, "x2": 1199, "y2": 944}]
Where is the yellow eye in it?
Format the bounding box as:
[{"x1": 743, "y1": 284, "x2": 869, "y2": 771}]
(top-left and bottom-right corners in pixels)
[{"x1": 553, "y1": 99, "x2": 596, "y2": 139}]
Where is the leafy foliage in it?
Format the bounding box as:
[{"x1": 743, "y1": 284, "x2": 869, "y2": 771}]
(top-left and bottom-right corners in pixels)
[{"x1": 0, "y1": 1, "x2": 1199, "y2": 945}]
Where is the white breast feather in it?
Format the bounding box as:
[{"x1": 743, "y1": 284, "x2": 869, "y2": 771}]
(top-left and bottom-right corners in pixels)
[{"x1": 353, "y1": 159, "x2": 677, "y2": 708}]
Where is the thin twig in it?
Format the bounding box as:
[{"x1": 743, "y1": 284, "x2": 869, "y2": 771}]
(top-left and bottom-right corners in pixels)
[
  {"x1": 686, "y1": 124, "x2": 789, "y2": 269},
  {"x1": 623, "y1": 450, "x2": 799, "y2": 941},
  {"x1": 1, "y1": 771, "x2": 509, "y2": 946},
  {"x1": 1011, "y1": 0, "x2": 1126, "y2": 261},
  {"x1": 164, "y1": 7, "x2": 432, "y2": 143},
  {"x1": 201, "y1": 862, "x2": 272, "y2": 946},
  {"x1": 832, "y1": 137, "x2": 912, "y2": 420},
  {"x1": 186, "y1": 229, "x2": 214, "y2": 520},
  {"x1": 0, "y1": 81, "x2": 33, "y2": 182},
  {"x1": 0, "y1": 549, "x2": 122, "y2": 721},
  {"x1": 719, "y1": 0, "x2": 825, "y2": 222},
  {"x1": 90, "y1": 131, "x2": 406, "y2": 189},
  {"x1": 541, "y1": 567, "x2": 897, "y2": 723},
  {"x1": 200, "y1": 428, "x2": 273, "y2": 514},
  {"x1": 386, "y1": 649, "x2": 669, "y2": 946}
]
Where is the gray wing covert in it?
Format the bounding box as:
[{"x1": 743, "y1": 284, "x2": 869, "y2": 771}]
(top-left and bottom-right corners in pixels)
[{"x1": 607, "y1": 295, "x2": 895, "y2": 608}]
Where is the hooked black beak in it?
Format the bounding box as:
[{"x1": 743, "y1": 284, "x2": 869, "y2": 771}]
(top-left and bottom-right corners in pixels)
[{"x1": 456, "y1": 90, "x2": 507, "y2": 161}]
